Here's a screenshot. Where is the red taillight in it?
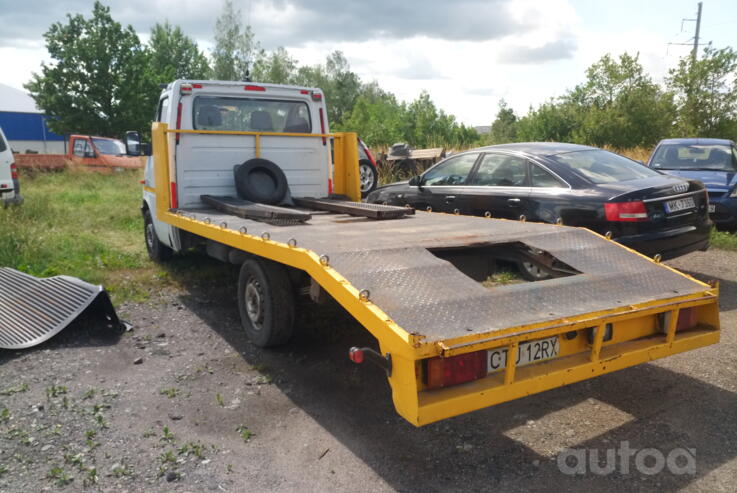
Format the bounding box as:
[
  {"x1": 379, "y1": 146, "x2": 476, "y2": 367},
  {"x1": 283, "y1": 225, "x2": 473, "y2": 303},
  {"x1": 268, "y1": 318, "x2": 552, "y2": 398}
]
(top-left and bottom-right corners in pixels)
[
  {"x1": 328, "y1": 178, "x2": 333, "y2": 195},
  {"x1": 348, "y1": 347, "x2": 364, "y2": 363},
  {"x1": 244, "y1": 85, "x2": 265, "y2": 92},
  {"x1": 676, "y1": 307, "x2": 698, "y2": 331},
  {"x1": 300, "y1": 89, "x2": 309, "y2": 95},
  {"x1": 604, "y1": 201, "x2": 648, "y2": 222},
  {"x1": 425, "y1": 351, "x2": 487, "y2": 389},
  {"x1": 311, "y1": 91, "x2": 322, "y2": 101},
  {"x1": 10, "y1": 163, "x2": 18, "y2": 180},
  {"x1": 175, "y1": 102, "x2": 182, "y2": 144},
  {"x1": 192, "y1": 83, "x2": 203, "y2": 89},
  {"x1": 318, "y1": 108, "x2": 326, "y2": 145},
  {"x1": 170, "y1": 182, "x2": 178, "y2": 209}
]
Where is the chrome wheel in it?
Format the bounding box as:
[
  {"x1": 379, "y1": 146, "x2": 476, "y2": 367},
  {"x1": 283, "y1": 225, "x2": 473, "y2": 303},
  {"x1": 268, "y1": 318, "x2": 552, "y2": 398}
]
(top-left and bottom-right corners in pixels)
[
  {"x1": 244, "y1": 277, "x2": 264, "y2": 329},
  {"x1": 359, "y1": 163, "x2": 375, "y2": 193}
]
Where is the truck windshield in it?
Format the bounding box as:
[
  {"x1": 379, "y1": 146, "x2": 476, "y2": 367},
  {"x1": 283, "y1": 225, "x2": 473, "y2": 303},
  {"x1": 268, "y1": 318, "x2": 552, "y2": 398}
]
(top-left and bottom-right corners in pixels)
[
  {"x1": 550, "y1": 150, "x2": 660, "y2": 184},
  {"x1": 193, "y1": 96, "x2": 312, "y2": 133},
  {"x1": 650, "y1": 144, "x2": 737, "y2": 172},
  {"x1": 92, "y1": 138, "x2": 126, "y2": 155}
]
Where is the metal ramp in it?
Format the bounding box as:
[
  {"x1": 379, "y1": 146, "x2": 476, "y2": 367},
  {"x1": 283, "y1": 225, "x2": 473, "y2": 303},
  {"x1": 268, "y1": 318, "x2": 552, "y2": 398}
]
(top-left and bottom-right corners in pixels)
[{"x1": 0, "y1": 268, "x2": 122, "y2": 350}]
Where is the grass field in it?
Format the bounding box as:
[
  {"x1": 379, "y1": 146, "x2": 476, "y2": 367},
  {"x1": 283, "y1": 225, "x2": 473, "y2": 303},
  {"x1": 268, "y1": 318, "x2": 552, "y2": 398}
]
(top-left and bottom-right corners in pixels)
[
  {"x1": 1, "y1": 169, "x2": 735, "y2": 303},
  {"x1": 0, "y1": 169, "x2": 229, "y2": 303}
]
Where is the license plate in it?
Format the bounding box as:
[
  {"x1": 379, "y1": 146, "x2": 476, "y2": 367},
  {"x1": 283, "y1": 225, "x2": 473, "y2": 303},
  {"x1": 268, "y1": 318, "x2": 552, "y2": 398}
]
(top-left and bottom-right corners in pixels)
[
  {"x1": 487, "y1": 336, "x2": 560, "y2": 373},
  {"x1": 708, "y1": 204, "x2": 716, "y2": 213},
  {"x1": 664, "y1": 196, "x2": 695, "y2": 213}
]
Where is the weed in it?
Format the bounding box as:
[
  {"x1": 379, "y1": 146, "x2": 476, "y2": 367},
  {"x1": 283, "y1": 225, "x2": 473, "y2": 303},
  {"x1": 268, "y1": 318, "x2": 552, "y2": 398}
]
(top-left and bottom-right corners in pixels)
[
  {"x1": 0, "y1": 383, "x2": 29, "y2": 396},
  {"x1": 81, "y1": 388, "x2": 96, "y2": 400},
  {"x1": 236, "y1": 425, "x2": 253, "y2": 442},
  {"x1": 178, "y1": 441, "x2": 206, "y2": 460},
  {"x1": 0, "y1": 465, "x2": 8, "y2": 477},
  {"x1": 215, "y1": 393, "x2": 225, "y2": 407},
  {"x1": 83, "y1": 467, "x2": 98, "y2": 487},
  {"x1": 0, "y1": 408, "x2": 9, "y2": 423},
  {"x1": 161, "y1": 426, "x2": 175, "y2": 443},
  {"x1": 482, "y1": 270, "x2": 523, "y2": 287},
  {"x1": 160, "y1": 387, "x2": 180, "y2": 399},
  {"x1": 47, "y1": 466, "x2": 73, "y2": 486},
  {"x1": 85, "y1": 430, "x2": 96, "y2": 440},
  {"x1": 95, "y1": 414, "x2": 108, "y2": 429},
  {"x1": 46, "y1": 385, "x2": 68, "y2": 399},
  {"x1": 227, "y1": 464, "x2": 233, "y2": 473},
  {"x1": 159, "y1": 450, "x2": 176, "y2": 464},
  {"x1": 142, "y1": 429, "x2": 157, "y2": 438},
  {"x1": 64, "y1": 452, "x2": 85, "y2": 471}
]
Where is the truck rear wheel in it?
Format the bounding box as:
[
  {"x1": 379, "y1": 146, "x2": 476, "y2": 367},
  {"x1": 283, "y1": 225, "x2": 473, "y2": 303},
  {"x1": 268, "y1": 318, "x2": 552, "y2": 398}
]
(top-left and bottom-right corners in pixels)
[
  {"x1": 237, "y1": 258, "x2": 295, "y2": 347},
  {"x1": 144, "y1": 209, "x2": 173, "y2": 262}
]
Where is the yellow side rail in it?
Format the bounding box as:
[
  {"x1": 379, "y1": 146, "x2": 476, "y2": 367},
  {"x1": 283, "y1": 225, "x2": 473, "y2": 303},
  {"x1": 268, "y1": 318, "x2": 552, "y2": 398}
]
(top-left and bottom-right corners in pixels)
[{"x1": 149, "y1": 122, "x2": 720, "y2": 426}]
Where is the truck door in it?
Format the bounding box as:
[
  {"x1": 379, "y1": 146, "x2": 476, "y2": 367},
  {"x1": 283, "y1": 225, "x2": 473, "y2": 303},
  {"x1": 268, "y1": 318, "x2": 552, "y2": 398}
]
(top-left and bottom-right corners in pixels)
[
  {"x1": 71, "y1": 137, "x2": 97, "y2": 166},
  {"x1": 460, "y1": 152, "x2": 532, "y2": 219},
  {"x1": 408, "y1": 153, "x2": 479, "y2": 213}
]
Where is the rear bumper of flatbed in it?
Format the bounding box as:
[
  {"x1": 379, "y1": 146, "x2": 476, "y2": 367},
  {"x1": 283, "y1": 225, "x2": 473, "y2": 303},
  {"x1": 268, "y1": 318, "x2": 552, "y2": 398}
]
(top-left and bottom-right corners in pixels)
[{"x1": 149, "y1": 123, "x2": 721, "y2": 426}]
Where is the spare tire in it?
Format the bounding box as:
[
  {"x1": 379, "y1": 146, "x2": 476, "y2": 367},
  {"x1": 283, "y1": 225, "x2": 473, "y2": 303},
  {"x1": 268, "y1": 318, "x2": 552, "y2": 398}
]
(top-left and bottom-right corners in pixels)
[{"x1": 234, "y1": 158, "x2": 288, "y2": 205}]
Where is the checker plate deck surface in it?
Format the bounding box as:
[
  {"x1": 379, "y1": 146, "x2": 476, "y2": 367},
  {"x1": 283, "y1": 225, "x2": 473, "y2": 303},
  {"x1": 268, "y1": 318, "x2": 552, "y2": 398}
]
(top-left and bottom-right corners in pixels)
[{"x1": 178, "y1": 208, "x2": 703, "y2": 341}]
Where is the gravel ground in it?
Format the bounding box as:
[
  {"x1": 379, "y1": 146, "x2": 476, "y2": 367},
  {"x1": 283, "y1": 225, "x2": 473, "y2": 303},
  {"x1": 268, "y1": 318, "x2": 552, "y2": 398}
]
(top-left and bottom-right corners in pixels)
[{"x1": 0, "y1": 248, "x2": 735, "y2": 492}]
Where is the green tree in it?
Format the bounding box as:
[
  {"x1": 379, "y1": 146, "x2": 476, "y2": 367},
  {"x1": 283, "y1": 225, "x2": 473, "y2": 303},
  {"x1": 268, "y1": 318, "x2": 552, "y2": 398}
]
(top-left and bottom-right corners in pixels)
[
  {"x1": 341, "y1": 92, "x2": 407, "y2": 147},
  {"x1": 570, "y1": 53, "x2": 674, "y2": 148},
  {"x1": 488, "y1": 99, "x2": 518, "y2": 144},
  {"x1": 667, "y1": 45, "x2": 737, "y2": 137},
  {"x1": 251, "y1": 47, "x2": 297, "y2": 84},
  {"x1": 25, "y1": 1, "x2": 155, "y2": 137},
  {"x1": 149, "y1": 21, "x2": 211, "y2": 84},
  {"x1": 212, "y1": 0, "x2": 258, "y2": 81},
  {"x1": 516, "y1": 101, "x2": 577, "y2": 143},
  {"x1": 294, "y1": 51, "x2": 360, "y2": 126}
]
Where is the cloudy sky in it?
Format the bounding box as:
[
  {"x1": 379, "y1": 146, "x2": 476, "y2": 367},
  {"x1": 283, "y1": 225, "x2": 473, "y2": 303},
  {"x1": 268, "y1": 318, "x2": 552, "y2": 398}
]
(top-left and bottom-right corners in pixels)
[{"x1": 1, "y1": 0, "x2": 736, "y2": 125}]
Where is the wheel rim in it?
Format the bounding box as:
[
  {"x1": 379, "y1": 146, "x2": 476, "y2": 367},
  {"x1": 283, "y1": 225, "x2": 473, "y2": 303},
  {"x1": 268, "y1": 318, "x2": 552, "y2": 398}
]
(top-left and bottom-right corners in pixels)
[
  {"x1": 522, "y1": 261, "x2": 549, "y2": 280},
  {"x1": 145, "y1": 222, "x2": 155, "y2": 251},
  {"x1": 359, "y1": 164, "x2": 374, "y2": 192},
  {"x1": 244, "y1": 277, "x2": 264, "y2": 329}
]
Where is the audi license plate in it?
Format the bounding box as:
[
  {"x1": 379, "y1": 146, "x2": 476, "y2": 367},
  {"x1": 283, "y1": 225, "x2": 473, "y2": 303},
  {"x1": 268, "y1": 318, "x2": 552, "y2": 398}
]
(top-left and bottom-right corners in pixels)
[
  {"x1": 664, "y1": 196, "x2": 695, "y2": 213},
  {"x1": 487, "y1": 336, "x2": 559, "y2": 372}
]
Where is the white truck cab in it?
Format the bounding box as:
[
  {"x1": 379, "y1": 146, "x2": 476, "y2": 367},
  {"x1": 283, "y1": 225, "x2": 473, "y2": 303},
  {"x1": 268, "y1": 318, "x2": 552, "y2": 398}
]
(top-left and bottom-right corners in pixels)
[
  {"x1": 141, "y1": 80, "x2": 332, "y2": 257},
  {"x1": 0, "y1": 127, "x2": 23, "y2": 207}
]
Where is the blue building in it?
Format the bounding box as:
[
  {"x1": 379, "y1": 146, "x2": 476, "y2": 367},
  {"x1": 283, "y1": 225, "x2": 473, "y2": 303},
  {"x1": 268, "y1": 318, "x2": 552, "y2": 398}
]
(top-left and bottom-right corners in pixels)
[{"x1": 0, "y1": 83, "x2": 66, "y2": 154}]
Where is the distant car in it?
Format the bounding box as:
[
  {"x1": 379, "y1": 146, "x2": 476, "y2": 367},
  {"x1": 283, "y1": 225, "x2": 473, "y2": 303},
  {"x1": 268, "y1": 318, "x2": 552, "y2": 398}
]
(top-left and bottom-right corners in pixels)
[
  {"x1": 647, "y1": 138, "x2": 737, "y2": 228},
  {"x1": 367, "y1": 142, "x2": 711, "y2": 276},
  {"x1": 358, "y1": 138, "x2": 378, "y2": 196},
  {"x1": 0, "y1": 127, "x2": 22, "y2": 207}
]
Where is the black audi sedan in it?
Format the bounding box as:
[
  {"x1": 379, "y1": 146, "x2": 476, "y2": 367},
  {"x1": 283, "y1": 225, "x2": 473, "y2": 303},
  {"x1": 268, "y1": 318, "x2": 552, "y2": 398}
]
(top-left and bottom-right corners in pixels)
[{"x1": 367, "y1": 142, "x2": 711, "y2": 262}]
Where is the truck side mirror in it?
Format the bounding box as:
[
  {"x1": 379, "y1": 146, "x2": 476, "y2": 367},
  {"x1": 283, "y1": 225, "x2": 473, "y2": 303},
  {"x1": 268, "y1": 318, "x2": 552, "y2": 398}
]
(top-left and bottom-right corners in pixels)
[
  {"x1": 141, "y1": 143, "x2": 152, "y2": 156},
  {"x1": 408, "y1": 175, "x2": 421, "y2": 187},
  {"x1": 124, "y1": 131, "x2": 142, "y2": 156}
]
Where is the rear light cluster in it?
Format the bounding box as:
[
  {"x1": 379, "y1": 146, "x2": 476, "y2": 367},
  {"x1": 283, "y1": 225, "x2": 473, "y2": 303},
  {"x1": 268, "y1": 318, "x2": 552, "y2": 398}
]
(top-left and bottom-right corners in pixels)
[
  {"x1": 425, "y1": 350, "x2": 487, "y2": 389},
  {"x1": 10, "y1": 163, "x2": 18, "y2": 180},
  {"x1": 604, "y1": 201, "x2": 648, "y2": 222},
  {"x1": 244, "y1": 85, "x2": 265, "y2": 92}
]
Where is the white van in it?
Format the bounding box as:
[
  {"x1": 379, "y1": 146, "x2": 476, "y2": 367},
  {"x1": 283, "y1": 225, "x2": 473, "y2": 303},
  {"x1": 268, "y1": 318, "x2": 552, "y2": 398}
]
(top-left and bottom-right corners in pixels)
[
  {"x1": 140, "y1": 80, "x2": 332, "y2": 258},
  {"x1": 0, "y1": 127, "x2": 22, "y2": 207}
]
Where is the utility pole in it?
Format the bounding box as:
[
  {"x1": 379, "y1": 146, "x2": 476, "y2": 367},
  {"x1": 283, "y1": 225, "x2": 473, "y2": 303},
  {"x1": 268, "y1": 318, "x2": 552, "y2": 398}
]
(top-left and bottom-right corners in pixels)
[{"x1": 692, "y1": 2, "x2": 703, "y2": 63}]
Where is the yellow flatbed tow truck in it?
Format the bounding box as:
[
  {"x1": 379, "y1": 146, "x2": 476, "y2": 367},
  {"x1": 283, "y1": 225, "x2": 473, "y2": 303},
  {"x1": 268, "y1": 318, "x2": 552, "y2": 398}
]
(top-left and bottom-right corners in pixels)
[{"x1": 134, "y1": 80, "x2": 720, "y2": 426}]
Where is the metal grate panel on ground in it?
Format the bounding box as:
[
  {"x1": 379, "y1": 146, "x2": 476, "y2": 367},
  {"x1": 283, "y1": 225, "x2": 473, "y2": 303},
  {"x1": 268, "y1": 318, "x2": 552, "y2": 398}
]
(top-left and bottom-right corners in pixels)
[
  {"x1": 0, "y1": 268, "x2": 121, "y2": 349},
  {"x1": 177, "y1": 208, "x2": 706, "y2": 341}
]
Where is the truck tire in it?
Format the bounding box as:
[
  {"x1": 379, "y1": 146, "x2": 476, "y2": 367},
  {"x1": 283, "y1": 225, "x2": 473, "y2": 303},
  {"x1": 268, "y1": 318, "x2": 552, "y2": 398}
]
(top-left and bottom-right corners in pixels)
[
  {"x1": 237, "y1": 258, "x2": 295, "y2": 347},
  {"x1": 234, "y1": 158, "x2": 288, "y2": 205},
  {"x1": 144, "y1": 209, "x2": 173, "y2": 262}
]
